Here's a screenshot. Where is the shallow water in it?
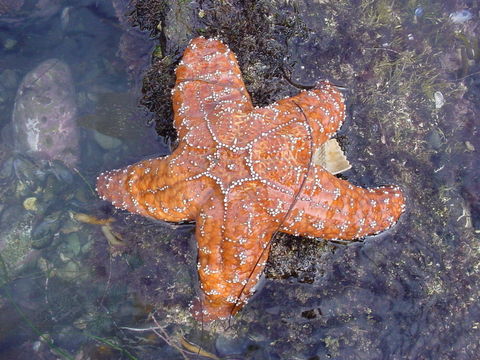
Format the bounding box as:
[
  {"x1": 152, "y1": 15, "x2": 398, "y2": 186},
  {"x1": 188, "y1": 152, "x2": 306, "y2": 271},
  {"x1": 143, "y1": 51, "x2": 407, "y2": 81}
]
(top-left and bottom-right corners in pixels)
[{"x1": 0, "y1": 1, "x2": 479, "y2": 359}]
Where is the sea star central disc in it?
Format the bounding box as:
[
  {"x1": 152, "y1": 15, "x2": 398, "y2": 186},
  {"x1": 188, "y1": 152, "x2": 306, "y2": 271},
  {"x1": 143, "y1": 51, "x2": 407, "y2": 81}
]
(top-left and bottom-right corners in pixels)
[
  {"x1": 206, "y1": 147, "x2": 251, "y2": 193},
  {"x1": 96, "y1": 37, "x2": 406, "y2": 322}
]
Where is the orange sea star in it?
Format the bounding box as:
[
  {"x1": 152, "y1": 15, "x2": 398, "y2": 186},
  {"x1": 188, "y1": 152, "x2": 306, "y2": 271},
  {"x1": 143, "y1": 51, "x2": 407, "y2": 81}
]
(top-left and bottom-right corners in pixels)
[{"x1": 96, "y1": 37, "x2": 405, "y2": 322}]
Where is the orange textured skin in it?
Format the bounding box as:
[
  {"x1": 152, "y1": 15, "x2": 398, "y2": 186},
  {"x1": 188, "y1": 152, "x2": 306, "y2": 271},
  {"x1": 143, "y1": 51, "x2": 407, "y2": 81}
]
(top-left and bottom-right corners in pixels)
[{"x1": 96, "y1": 37, "x2": 406, "y2": 322}]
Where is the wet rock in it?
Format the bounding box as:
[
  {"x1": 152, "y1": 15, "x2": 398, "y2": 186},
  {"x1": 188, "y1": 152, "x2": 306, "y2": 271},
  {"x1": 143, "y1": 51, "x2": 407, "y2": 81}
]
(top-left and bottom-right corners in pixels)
[
  {"x1": 449, "y1": 10, "x2": 472, "y2": 24},
  {"x1": 3, "y1": 37, "x2": 16, "y2": 49},
  {"x1": 30, "y1": 210, "x2": 63, "y2": 249},
  {"x1": 13, "y1": 59, "x2": 79, "y2": 168},
  {"x1": 22, "y1": 196, "x2": 38, "y2": 212},
  {"x1": 434, "y1": 91, "x2": 445, "y2": 109},
  {"x1": 93, "y1": 131, "x2": 122, "y2": 150},
  {"x1": 414, "y1": 7, "x2": 424, "y2": 18},
  {"x1": 0, "y1": 207, "x2": 39, "y2": 278}
]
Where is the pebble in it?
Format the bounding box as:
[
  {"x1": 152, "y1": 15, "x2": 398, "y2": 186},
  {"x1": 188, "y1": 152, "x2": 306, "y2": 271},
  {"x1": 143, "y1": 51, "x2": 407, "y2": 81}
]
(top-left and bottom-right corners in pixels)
[
  {"x1": 449, "y1": 10, "x2": 472, "y2": 24},
  {"x1": 3, "y1": 38, "x2": 17, "y2": 50},
  {"x1": 23, "y1": 197, "x2": 38, "y2": 212},
  {"x1": 93, "y1": 130, "x2": 122, "y2": 149},
  {"x1": 434, "y1": 91, "x2": 445, "y2": 109},
  {"x1": 414, "y1": 7, "x2": 424, "y2": 17}
]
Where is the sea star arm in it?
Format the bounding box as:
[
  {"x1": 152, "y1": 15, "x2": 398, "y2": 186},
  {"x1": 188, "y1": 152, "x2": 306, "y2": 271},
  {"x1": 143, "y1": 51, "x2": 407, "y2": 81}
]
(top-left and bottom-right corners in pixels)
[
  {"x1": 172, "y1": 37, "x2": 254, "y2": 148},
  {"x1": 242, "y1": 81, "x2": 346, "y2": 193},
  {"x1": 276, "y1": 165, "x2": 405, "y2": 240},
  {"x1": 243, "y1": 81, "x2": 345, "y2": 150},
  {"x1": 96, "y1": 143, "x2": 211, "y2": 222},
  {"x1": 190, "y1": 184, "x2": 278, "y2": 322},
  {"x1": 278, "y1": 82, "x2": 346, "y2": 146}
]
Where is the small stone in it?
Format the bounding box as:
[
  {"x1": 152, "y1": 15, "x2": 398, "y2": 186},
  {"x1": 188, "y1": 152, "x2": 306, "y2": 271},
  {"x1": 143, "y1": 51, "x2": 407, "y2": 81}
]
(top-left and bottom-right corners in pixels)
[
  {"x1": 414, "y1": 7, "x2": 424, "y2": 17},
  {"x1": 427, "y1": 129, "x2": 443, "y2": 150},
  {"x1": 65, "y1": 233, "x2": 81, "y2": 256},
  {"x1": 57, "y1": 261, "x2": 79, "y2": 280},
  {"x1": 465, "y1": 141, "x2": 475, "y2": 152},
  {"x1": 93, "y1": 130, "x2": 122, "y2": 149},
  {"x1": 23, "y1": 197, "x2": 38, "y2": 212},
  {"x1": 434, "y1": 91, "x2": 445, "y2": 109},
  {"x1": 449, "y1": 10, "x2": 472, "y2": 24},
  {"x1": 4, "y1": 38, "x2": 17, "y2": 50}
]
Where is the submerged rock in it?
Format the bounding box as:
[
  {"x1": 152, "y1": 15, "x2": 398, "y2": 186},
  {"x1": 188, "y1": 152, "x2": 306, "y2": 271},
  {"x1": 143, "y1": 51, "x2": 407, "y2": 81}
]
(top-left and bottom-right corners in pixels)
[
  {"x1": 12, "y1": 59, "x2": 79, "y2": 168},
  {"x1": 0, "y1": 205, "x2": 38, "y2": 281},
  {"x1": 449, "y1": 10, "x2": 472, "y2": 24}
]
